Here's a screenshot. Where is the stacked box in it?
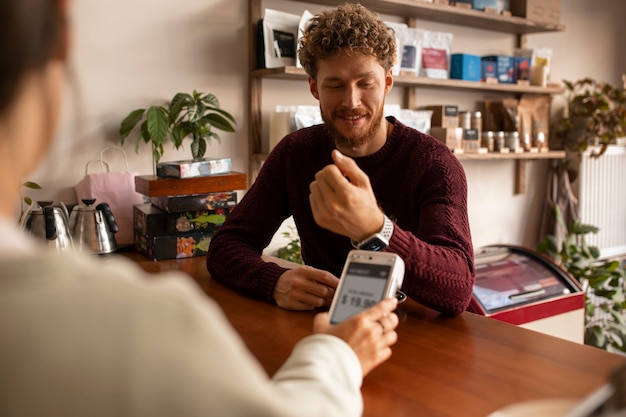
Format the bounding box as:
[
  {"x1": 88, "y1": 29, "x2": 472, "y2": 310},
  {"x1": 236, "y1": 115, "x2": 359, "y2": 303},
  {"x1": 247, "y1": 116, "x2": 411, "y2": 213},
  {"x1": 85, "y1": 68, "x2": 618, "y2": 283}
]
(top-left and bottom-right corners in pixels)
[
  {"x1": 450, "y1": 54, "x2": 482, "y2": 82},
  {"x1": 424, "y1": 105, "x2": 459, "y2": 128},
  {"x1": 133, "y1": 171, "x2": 247, "y2": 260},
  {"x1": 509, "y1": 0, "x2": 561, "y2": 25},
  {"x1": 430, "y1": 127, "x2": 463, "y2": 150},
  {"x1": 481, "y1": 55, "x2": 516, "y2": 84}
]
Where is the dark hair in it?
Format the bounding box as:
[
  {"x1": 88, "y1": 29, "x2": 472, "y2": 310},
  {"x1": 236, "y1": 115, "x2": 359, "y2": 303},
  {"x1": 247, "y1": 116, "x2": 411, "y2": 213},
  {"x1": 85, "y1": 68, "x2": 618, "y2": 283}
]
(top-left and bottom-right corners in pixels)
[
  {"x1": 0, "y1": 0, "x2": 64, "y2": 112},
  {"x1": 297, "y1": 3, "x2": 396, "y2": 81}
]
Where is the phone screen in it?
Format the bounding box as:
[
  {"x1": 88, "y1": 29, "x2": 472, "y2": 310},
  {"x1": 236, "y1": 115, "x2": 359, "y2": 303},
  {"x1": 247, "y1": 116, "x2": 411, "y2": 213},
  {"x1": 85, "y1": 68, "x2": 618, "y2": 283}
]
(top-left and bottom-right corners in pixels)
[{"x1": 330, "y1": 262, "x2": 391, "y2": 324}]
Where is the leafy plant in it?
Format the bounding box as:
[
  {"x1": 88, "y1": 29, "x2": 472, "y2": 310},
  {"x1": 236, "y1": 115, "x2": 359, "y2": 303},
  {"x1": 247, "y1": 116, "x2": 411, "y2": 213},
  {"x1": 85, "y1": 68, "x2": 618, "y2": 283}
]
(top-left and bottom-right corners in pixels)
[
  {"x1": 536, "y1": 207, "x2": 626, "y2": 354},
  {"x1": 556, "y1": 74, "x2": 626, "y2": 158},
  {"x1": 119, "y1": 90, "x2": 236, "y2": 164},
  {"x1": 275, "y1": 226, "x2": 304, "y2": 265}
]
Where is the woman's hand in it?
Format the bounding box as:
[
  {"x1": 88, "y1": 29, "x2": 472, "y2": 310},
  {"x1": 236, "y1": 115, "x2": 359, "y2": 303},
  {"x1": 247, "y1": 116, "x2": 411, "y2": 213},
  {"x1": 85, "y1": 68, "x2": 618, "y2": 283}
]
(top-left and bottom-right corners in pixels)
[{"x1": 312, "y1": 297, "x2": 399, "y2": 376}]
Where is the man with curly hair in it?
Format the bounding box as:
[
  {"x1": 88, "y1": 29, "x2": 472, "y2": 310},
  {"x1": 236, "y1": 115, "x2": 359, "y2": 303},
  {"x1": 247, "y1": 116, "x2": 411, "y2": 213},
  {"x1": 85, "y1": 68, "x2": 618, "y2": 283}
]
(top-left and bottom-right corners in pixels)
[{"x1": 207, "y1": 3, "x2": 475, "y2": 317}]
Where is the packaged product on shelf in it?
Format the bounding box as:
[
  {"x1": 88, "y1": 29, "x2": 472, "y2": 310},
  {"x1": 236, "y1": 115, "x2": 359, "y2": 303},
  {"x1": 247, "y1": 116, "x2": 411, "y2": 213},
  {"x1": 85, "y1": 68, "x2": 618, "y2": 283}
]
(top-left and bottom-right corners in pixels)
[
  {"x1": 393, "y1": 109, "x2": 433, "y2": 133},
  {"x1": 430, "y1": 127, "x2": 463, "y2": 150},
  {"x1": 454, "y1": 0, "x2": 510, "y2": 13},
  {"x1": 450, "y1": 53, "x2": 481, "y2": 82},
  {"x1": 514, "y1": 56, "x2": 531, "y2": 82},
  {"x1": 509, "y1": 0, "x2": 561, "y2": 25},
  {"x1": 481, "y1": 55, "x2": 516, "y2": 84},
  {"x1": 257, "y1": 9, "x2": 299, "y2": 69},
  {"x1": 398, "y1": 27, "x2": 425, "y2": 77},
  {"x1": 420, "y1": 30, "x2": 453, "y2": 79},
  {"x1": 384, "y1": 21, "x2": 408, "y2": 76},
  {"x1": 424, "y1": 104, "x2": 459, "y2": 128},
  {"x1": 518, "y1": 95, "x2": 551, "y2": 146},
  {"x1": 515, "y1": 47, "x2": 553, "y2": 85},
  {"x1": 295, "y1": 10, "x2": 313, "y2": 68}
]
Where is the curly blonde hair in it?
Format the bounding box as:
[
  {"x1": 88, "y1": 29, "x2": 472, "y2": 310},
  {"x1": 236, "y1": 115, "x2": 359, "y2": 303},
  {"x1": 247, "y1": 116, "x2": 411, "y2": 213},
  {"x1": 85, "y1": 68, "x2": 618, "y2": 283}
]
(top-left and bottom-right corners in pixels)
[{"x1": 298, "y1": 3, "x2": 397, "y2": 80}]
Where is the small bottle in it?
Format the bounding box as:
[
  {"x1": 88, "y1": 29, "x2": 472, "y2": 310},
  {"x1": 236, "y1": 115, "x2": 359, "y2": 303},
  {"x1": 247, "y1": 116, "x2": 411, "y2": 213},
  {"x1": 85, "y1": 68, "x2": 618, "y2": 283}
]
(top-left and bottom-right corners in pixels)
[
  {"x1": 481, "y1": 131, "x2": 494, "y2": 152},
  {"x1": 505, "y1": 131, "x2": 520, "y2": 152},
  {"x1": 494, "y1": 131, "x2": 505, "y2": 151},
  {"x1": 534, "y1": 132, "x2": 546, "y2": 151},
  {"x1": 471, "y1": 111, "x2": 482, "y2": 138}
]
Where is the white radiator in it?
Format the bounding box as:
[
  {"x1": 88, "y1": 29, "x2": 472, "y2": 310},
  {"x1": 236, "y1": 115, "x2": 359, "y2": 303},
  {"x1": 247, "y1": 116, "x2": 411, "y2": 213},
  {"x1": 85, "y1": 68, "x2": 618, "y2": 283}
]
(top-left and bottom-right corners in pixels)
[{"x1": 577, "y1": 145, "x2": 626, "y2": 259}]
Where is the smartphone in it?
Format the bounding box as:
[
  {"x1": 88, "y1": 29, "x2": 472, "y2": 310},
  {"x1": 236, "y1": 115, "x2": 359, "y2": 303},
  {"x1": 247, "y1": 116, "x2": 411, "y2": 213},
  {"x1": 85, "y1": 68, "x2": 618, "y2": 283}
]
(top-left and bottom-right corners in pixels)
[{"x1": 329, "y1": 250, "x2": 405, "y2": 324}]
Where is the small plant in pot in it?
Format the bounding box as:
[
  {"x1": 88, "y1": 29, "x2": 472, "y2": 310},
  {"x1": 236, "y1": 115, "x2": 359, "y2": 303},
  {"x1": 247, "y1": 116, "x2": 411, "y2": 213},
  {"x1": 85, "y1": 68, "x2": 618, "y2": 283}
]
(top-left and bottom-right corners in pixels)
[
  {"x1": 555, "y1": 74, "x2": 626, "y2": 158},
  {"x1": 536, "y1": 207, "x2": 626, "y2": 355},
  {"x1": 119, "y1": 90, "x2": 236, "y2": 168}
]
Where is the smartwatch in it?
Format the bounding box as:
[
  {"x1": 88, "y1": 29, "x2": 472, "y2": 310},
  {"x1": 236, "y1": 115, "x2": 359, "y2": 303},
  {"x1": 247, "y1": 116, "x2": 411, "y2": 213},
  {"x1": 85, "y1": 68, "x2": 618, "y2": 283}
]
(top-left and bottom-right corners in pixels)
[{"x1": 351, "y1": 215, "x2": 394, "y2": 251}]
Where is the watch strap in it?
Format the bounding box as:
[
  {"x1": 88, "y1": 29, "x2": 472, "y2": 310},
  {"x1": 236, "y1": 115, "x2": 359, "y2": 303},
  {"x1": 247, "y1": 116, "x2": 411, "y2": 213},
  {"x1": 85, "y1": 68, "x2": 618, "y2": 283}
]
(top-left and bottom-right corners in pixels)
[{"x1": 351, "y1": 215, "x2": 394, "y2": 250}]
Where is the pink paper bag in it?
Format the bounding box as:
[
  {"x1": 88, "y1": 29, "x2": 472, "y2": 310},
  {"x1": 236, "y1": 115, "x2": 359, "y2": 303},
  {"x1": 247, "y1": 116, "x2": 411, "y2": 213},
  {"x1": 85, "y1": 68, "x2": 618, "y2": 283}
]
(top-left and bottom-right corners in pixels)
[{"x1": 75, "y1": 146, "x2": 144, "y2": 247}]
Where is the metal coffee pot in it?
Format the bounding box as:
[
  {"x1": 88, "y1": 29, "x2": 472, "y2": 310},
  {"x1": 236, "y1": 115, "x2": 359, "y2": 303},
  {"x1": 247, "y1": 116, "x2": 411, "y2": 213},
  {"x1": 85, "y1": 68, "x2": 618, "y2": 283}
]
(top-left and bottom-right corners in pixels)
[
  {"x1": 19, "y1": 201, "x2": 74, "y2": 252},
  {"x1": 69, "y1": 199, "x2": 119, "y2": 255}
]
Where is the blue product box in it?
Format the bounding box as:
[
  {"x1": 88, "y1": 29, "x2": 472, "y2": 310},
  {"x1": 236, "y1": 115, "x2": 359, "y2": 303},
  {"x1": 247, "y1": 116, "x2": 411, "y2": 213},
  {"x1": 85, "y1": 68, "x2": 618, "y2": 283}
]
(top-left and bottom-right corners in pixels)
[
  {"x1": 450, "y1": 53, "x2": 481, "y2": 82},
  {"x1": 453, "y1": 0, "x2": 502, "y2": 11},
  {"x1": 514, "y1": 56, "x2": 531, "y2": 81},
  {"x1": 481, "y1": 55, "x2": 516, "y2": 84}
]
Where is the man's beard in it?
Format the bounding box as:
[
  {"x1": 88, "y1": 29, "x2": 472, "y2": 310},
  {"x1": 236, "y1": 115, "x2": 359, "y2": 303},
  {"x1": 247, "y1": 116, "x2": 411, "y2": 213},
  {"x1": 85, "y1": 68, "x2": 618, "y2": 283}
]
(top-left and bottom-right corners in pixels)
[{"x1": 322, "y1": 105, "x2": 384, "y2": 150}]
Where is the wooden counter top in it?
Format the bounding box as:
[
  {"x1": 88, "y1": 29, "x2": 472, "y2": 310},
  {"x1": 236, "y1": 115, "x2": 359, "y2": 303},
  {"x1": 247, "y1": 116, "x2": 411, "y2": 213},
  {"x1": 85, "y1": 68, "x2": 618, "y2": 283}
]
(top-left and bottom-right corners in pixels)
[{"x1": 121, "y1": 250, "x2": 626, "y2": 417}]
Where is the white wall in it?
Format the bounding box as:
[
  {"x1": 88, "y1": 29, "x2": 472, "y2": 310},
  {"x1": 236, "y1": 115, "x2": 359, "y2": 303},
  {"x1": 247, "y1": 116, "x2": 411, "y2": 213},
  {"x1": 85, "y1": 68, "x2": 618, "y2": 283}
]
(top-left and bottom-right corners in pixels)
[{"x1": 26, "y1": 0, "x2": 626, "y2": 253}]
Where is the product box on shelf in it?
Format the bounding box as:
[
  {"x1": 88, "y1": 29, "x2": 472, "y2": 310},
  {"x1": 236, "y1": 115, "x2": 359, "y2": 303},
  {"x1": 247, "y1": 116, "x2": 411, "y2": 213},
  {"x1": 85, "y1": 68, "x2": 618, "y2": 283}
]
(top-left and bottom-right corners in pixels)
[
  {"x1": 450, "y1": 53, "x2": 482, "y2": 82},
  {"x1": 150, "y1": 191, "x2": 237, "y2": 213},
  {"x1": 133, "y1": 203, "x2": 231, "y2": 237},
  {"x1": 156, "y1": 158, "x2": 231, "y2": 179},
  {"x1": 424, "y1": 105, "x2": 459, "y2": 128},
  {"x1": 430, "y1": 127, "x2": 463, "y2": 150},
  {"x1": 514, "y1": 56, "x2": 531, "y2": 82},
  {"x1": 453, "y1": 0, "x2": 508, "y2": 12},
  {"x1": 481, "y1": 55, "x2": 516, "y2": 84},
  {"x1": 134, "y1": 230, "x2": 215, "y2": 261},
  {"x1": 509, "y1": 0, "x2": 561, "y2": 25}
]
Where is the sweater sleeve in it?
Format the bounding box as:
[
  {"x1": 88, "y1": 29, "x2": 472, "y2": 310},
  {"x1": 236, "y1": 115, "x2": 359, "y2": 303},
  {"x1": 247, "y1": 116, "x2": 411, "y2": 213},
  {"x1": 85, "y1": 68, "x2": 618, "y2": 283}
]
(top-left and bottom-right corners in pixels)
[
  {"x1": 206, "y1": 140, "x2": 293, "y2": 302},
  {"x1": 387, "y1": 143, "x2": 475, "y2": 316}
]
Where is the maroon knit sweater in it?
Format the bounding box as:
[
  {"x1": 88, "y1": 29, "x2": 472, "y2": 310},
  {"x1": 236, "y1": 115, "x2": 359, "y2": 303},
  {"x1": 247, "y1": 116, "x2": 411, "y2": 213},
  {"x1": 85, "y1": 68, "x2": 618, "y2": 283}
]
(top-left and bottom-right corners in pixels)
[{"x1": 207, "y1": 117, "x2": 475, "y2": 316}]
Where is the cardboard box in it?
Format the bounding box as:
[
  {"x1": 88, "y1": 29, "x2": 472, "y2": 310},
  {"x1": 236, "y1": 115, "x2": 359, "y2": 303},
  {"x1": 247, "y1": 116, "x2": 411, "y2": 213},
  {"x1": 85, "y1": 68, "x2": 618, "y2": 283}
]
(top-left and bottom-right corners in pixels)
[
  {"x1": 481, "y1": 55, "x2": 516, "y2": 84},
  {"x1": 150, "y1": 191, "x2": 237, "y2": 213},
  {"x1": 424, "y1": 105, "x2": 459, "y2": 128},
  {"x1": 134, "y1": 230, "x2": 216, "y2": 261},
  {"x1": 156, "y1": 158, "x2": 231, "y2": 179},
  {"x1": 133, "y1": 203, "x2": 231, "y2": 236},
  {"x1": 450, "y1": 53, "x2": 482, "y2": 82},
  {"x1": 509, "y1": 0, "x2": 561, "y2": 25},
  {"x1": 429, "y1": 127, "x2": 463, "y2": 150}
]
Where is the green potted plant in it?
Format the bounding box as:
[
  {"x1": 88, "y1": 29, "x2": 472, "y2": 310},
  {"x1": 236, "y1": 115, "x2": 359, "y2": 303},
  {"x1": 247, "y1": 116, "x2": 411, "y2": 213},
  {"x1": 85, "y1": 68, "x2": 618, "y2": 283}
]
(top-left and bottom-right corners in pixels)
[
  {"x1": 275, "y1": 226, "x2": 304, "y2": 265},
  {"x1": 119, "y1": 90, "x2": 236, "y2": 166},
  {"x1": 555, "y1": 74, "x2": 626, "y2": 158},
  {"x1": 536, "y1": 207, "x2": 626, "y2": 355}
]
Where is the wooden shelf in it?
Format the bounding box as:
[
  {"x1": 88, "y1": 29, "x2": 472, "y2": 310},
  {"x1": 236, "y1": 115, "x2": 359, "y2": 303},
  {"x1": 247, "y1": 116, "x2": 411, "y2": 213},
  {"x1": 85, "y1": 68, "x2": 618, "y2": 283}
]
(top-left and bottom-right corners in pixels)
[
  {"x1": 286, "y1": 0, "x2": 565, "y2": 34},
  {"x1": 252, "y1": 150, "x2": 565, "y2": 163},
  {"x1": 252, "y1": 67, "x2": 564, "y2": 95},
  {"x1": 456, "y1": 150, "x2": 565, "y2": 160}
]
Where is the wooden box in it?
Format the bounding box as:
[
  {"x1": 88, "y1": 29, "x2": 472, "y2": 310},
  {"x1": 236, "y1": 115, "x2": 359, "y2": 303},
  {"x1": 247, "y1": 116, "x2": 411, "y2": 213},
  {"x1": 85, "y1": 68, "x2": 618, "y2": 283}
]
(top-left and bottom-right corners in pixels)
[
  {"x1": 509, "y1": 0, "x2": 561, "y2": 25},
  {"x1": 135, "y1": 171, "x2": 247, "y2": 197}
]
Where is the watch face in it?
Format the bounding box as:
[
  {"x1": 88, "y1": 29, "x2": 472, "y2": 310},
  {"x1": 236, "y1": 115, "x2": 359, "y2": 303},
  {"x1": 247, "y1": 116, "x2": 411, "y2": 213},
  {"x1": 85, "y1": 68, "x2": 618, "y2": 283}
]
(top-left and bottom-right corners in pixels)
[{"x1": 359, "y1": 237, "x2": 387, "y2": 252}]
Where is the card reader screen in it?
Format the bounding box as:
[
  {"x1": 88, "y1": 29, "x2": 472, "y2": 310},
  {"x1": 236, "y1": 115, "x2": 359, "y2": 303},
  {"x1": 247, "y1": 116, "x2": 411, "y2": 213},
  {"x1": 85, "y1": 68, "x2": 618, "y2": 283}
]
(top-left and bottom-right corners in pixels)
[{"x1": 331, "y1": 262, "x2": 390, "y2": 323}]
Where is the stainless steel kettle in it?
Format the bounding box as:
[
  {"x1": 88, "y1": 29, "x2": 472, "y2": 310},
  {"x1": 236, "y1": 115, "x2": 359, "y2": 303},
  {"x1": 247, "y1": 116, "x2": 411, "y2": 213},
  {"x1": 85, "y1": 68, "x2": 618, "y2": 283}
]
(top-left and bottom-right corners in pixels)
[
  {"x1": 69, "y1": 199, "x2": 119, "y2": 254},
  {"x1": 19, "y1": 201, "x2": 74, "y2": 252}
]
